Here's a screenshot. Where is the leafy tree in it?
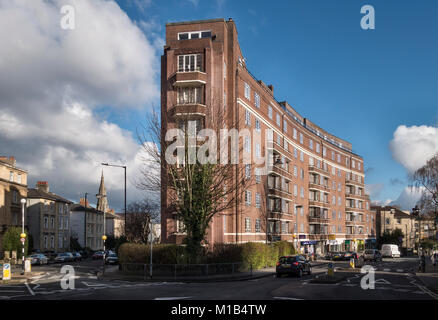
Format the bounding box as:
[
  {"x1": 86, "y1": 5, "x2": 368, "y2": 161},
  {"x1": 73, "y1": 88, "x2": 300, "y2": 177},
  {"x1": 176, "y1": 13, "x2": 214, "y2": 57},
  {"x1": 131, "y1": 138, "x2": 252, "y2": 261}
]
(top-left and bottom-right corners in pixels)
[
  {"x1": 70, "y1": 236, "x2": 82, "y2": 252},
  {"x1": 2, "y1": 226, "x2": 29, "y2": 259},
  {"x1": 378, "y1": 228, "x2": 404, "y2": 247}
]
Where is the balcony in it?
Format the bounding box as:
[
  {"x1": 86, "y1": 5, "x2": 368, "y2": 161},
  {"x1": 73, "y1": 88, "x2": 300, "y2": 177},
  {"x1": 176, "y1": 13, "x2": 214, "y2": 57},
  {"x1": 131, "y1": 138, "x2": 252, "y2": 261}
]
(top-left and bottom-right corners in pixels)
[
  {"x1": 308, "y1": 182, "x2": 330, "y2": 192},
  {"x1": 267, "y1": 187, "x2": 291, "y2": 199},
  {"x1": 345, "y1": 178, "x2": 363, "y2": 186},
  {"x1": 345, "y1": 192, "x2": 368, "y2": 200},
  {"x1": 169, "y1": 103, "x2": 207, "y2": 119},
  {"x1": 309, "y1": 199, "x2": 330, "y2": 208},
  {"x1": 308, "y1": 215, "x2": 330, "y2": 224},
  {"x1": 172, "y1": 71, "x2": 207, "y2": 87},
  {"x1": 308, "y1": 166, "x2": 330, "y2": 177}
]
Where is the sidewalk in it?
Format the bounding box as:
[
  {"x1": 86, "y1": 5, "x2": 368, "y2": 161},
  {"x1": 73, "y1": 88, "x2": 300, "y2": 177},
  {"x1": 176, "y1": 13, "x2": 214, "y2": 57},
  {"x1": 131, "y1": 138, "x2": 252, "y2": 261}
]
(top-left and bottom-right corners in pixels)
[
  {"x1": 414, "y1": 261, "x2": 438, "y2": 295},
  {"x1": 97, "y1": 261, "x2": 328, "y2": 283}
]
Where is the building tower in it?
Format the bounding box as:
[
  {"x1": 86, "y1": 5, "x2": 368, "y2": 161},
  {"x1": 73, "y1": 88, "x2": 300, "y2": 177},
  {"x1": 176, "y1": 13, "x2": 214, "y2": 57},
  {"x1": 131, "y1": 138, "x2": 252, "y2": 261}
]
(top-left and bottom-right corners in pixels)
[{"x1": 96, "y1": 171, "x2": 109, "y2": 213}]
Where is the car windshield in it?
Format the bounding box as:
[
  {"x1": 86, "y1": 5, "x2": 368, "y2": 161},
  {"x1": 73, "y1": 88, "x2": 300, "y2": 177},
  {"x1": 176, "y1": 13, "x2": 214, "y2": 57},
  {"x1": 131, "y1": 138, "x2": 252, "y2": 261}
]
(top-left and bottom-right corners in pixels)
[{"x1": 109, "y1": 254, "x2": 117, "y2": 257}]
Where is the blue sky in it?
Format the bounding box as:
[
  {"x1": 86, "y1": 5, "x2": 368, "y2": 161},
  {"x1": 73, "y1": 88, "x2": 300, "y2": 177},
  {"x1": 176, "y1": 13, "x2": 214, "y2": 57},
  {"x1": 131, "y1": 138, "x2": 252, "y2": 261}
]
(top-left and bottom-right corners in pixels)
[
  {"x1": 112, "y1": 0, "x2": 438, "y2": 206},
  {"x1": 2, "y1": 0, "x2": 437, "y2": 211}
]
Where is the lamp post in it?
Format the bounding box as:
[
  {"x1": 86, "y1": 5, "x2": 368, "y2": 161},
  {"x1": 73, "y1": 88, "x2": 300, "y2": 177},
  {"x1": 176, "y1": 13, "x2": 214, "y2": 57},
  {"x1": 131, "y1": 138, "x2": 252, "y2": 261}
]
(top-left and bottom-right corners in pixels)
[
  {"x1": 412, "y1": 205, "x2": 420, "y2": 254},
  {"x1": 20, "y1": 198, "x2": 26, "y2": 275},
  {"x1": 150, "y1": 221, "x2": 153, "y2": 279},
  {"x1": 102, "y1": 163, "x2": 127, "y2": 236},
  {"x1": 96, "y1": 193, "x2": 107, "y2": 276}
]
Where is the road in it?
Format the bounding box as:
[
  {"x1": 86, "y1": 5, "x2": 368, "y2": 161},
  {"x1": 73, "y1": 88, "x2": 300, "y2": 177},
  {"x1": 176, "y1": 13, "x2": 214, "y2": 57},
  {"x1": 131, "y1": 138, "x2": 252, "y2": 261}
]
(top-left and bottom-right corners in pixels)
[{"x1": 0, "y1": 257, "x2": 436, "y2": 300}]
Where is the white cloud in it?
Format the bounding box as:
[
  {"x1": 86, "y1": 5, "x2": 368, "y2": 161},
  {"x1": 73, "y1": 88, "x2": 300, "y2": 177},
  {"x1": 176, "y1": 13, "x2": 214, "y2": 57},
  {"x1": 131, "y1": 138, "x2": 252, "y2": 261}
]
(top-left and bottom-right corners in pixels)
[
  {"x1": 0, "y1": 0, "x2": 160, "y2": 210},
  {"x1": 390, "y1": 124, "x2": 438, "y2": 174}
]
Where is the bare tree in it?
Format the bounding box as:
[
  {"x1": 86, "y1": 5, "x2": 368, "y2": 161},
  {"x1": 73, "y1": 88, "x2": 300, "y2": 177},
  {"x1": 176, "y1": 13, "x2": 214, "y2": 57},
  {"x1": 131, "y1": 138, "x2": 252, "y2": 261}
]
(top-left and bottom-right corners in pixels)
[
  {"x1": 413, "y1": 153, "x2": 438, "y2": 217},
  {"x1": 125, "y1": 199, "x2": 160, "y2": 244},
  {"x1": 136, "y1": 92, "x2": 253, "y2": 261}
]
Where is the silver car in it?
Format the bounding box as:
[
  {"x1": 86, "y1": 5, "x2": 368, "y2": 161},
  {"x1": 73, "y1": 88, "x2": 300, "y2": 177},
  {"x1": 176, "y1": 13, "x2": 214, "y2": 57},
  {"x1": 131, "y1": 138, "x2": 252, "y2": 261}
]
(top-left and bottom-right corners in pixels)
[
  {"x1": 363, "y1": 249, "x2": 382, "y2": 262},
  {"x1": 29, "y1": 254, "x2": 49, "y2": 265},
  {"x1": 55, "y1": 252, "x2": 74, "y2": 263}
]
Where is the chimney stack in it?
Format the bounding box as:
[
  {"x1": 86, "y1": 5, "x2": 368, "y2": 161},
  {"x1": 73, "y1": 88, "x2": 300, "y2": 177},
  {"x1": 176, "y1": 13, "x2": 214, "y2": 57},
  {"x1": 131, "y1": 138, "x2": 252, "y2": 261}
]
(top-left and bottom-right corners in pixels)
[
  {"x1": 79, "y1": 198, "x2": 90, "y2": 208},
  {"x1": 0, "y1": 156, "x2": 16, "y2": 166},
  {"x1": 268, "y1": 84, "x2": 274, "y2": 94},
  {"x1": 36, "y1": 181, "x2": 49, "y2": 193}
]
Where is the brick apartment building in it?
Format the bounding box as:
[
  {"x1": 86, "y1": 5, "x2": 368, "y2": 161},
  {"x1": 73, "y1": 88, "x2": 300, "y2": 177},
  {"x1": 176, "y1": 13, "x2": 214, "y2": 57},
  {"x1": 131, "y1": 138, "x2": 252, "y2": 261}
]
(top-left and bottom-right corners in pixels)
[{"x1": 161, "y1": 18, "x2": 376, "y2": 255}]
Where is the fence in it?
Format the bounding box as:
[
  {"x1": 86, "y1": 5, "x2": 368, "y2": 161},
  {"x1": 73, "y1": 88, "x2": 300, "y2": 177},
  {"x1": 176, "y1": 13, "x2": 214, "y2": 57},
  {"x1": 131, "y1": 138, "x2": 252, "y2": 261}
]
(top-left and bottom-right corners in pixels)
[{"x1": 121, "y1": 262, "x2": 250, "y2": 280}]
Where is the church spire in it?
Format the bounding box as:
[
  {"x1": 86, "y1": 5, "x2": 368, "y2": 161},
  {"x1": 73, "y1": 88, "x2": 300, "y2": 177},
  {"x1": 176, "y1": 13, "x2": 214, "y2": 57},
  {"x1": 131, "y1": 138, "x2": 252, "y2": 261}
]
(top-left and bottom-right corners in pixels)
[{"x1": 97, "y1": 170, "x2": 109, "y2": 213}]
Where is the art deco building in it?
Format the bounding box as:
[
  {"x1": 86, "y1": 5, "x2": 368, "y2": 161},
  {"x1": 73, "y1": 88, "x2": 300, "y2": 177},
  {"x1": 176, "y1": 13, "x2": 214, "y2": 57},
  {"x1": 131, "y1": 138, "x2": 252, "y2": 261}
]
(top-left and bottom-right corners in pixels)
[{"x1": 161, "y1": 18, "x2": 376, "y2": 254}]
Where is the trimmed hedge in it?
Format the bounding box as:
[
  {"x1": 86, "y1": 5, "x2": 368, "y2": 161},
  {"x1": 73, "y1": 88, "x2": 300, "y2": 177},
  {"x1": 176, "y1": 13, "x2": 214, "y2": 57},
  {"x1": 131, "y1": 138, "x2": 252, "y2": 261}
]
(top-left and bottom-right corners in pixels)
[{"x1": 119, "y1": 241, "x2": 296, "y2": 270}]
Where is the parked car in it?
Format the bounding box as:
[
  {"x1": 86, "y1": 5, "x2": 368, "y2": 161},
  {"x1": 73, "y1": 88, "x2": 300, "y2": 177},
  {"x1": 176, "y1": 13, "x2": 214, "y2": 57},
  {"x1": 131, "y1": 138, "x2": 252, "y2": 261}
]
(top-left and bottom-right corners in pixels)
[
  {"x1": 72, "y1": 252, "x2": 82, "y2": 262},
  {"x1": 276, "y1": 255, "x2": 312, "y2": 278},
  {"x1": 363, "y1": 249, "x2": 382, "y2": 262},
  {"x1": 29, "y1": 254, "x2": 49, "y2": 265},
  {"x1": 381, "y1": 244, "x2": 400, "y2": 258},
  {"x1": 92, "y1": 251, "x2": 105, "y2": 260},
  {"x1": 105, "y1": 253, "x2": 119, "y2": 265},
  {"x1": 55, "y1": 252, "x2": 74, "y2": 263},
  {"x1": 343, "y1": 251, "x2": 359, "y2": 261},
  {"x1": 331, "y1": 252, "x2": 344, "y2": 261}
]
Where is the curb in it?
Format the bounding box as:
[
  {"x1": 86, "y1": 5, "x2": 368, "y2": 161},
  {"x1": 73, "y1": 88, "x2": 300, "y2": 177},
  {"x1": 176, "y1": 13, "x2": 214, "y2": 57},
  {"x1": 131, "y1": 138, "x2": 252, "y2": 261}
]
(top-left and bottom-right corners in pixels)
[{"x1": 413, "y1": 273, "x2": 438, "y2": 296}]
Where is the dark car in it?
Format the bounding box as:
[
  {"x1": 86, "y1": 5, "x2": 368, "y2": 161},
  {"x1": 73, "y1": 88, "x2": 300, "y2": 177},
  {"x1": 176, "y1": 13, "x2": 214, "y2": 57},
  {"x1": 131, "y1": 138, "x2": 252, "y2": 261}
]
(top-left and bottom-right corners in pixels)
[
  {"x1": 343, "y1": 251, "x2": 358, "y2": 261},
  {"x1": 105, "y1": 253, "x2": 119, "y2": 265},
  {"x1": 72, "y1": 252, "x2": 82, "y2": 262},
  {"x1": 331, "y1": 252, "x2": 344, "y2": 261},
  {"x1": 276, "y1": 255, "x2": 312, "y2": 278},
  {"x1": 92, "y1": 251, "x2": 105, "y2": 260},
  {"x1": 54, "y1": 252, "x2": 74, "y2": 263}
]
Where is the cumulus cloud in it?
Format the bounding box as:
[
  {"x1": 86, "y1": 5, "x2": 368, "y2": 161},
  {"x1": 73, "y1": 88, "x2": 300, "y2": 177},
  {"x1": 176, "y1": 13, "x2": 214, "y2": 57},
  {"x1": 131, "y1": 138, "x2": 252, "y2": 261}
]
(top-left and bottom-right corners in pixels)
[
  {"x1": 0, "y1": 0, "x2": 160, "y2": 210},
  {"x1": 390, "y1": 124, "x2": 438, "y2": 174},
  {"x1": 365, "y1": 183, "x2": 384, "y2": 200}
]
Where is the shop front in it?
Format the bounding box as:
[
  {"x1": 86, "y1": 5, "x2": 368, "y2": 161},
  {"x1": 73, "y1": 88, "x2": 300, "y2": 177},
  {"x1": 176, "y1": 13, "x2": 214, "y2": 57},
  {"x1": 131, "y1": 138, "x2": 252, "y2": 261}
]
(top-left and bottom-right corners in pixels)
[
  {"x1": 328, "y1": 239, "x2": 344, "y2": 252},
  {"x1": 300, "y1": 240, "x2": 318, "y2": 255}
]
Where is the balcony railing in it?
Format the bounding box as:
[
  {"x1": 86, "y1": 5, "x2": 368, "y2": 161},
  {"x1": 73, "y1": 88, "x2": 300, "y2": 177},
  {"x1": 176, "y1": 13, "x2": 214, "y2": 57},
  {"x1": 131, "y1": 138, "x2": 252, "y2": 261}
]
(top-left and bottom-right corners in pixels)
[
  {"x1": 308, "y1": 215, "x2": 330, "y2": 224},
  {"x1": 308, "y1": 182, "x2": 330, "y2": 191},
  {"x1": 345, "y1": 178, "x2": 363, "y2": 186},
  {"x1": 308, "y1": 166, "x2": 330, "y2": 177}
]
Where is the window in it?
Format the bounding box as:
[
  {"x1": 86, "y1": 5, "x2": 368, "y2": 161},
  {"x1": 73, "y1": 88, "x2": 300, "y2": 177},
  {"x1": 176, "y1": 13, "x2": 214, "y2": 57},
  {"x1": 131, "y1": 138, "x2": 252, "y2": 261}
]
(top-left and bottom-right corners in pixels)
[
  {"x1": 244, "y1": 136, "x2": 251, "y2": 154},
  {"x1": 283, "y1": 120, "x2": 287, "y2": 132},
  {"x1": 245, "y1": 190, "x2": 252, "y2": 206},
  {"x1": 65, "y1": 217, "x2": 68, "y2": 229},
  {"x1": 294, "y1": 148, "x2": 298, "y2": 159},
  {"x1": 309, "y1": 139, "x2": 313, "y2": 150},
  {"x1": 51, "y1": 217, "x2": 54, "y2": 229},
  {"x1": 352, "y1": 160, "x2": 356, "y2": 168},
  {"x1": 223, "y1": 92, "x2": 226, "y2": 109},
  {"x1": 255, "y1": 219, "x2": 261, "y2": 233},
  {"x1": 58, "y1": 234, "x2": 63, "y2": 249},
  {"x1": 337, "y1": 154, "x2": 341, "y2": 163},
  {"x1": 293, "y1": 185, "x2": 298, "y2": 196},
  {"x1": 255, "y1": 92, "x2": 260, "y2": 108},
  {"x1": 255, "y1": 193, "x2": 261, "y2": 208},
  {"x1": 245, "y1": 164, "x2": 251, "y2": 179},
  {"x1": 294, "y1": 165, "x2": 298, "y2": 177},
  {"x1": 17, "y1": 174, "x2": 21, "y2": 184},
  {"x1": 59, "y1": 216, "x2": 63, "y2": 230},
  {"x1": 276, "y1": 114, "x2": 281, "y2": 126},
  {"x1": 323, "y1": 146, "x2": 327, "y2": 157},
  {"x1": 245, "y1": 218, "x2": 251, "y2": 232},
  {"x1": 255, "y1": 168, "x2": 261, "y2": 183},
  {"x1": 316, "y1": 143, "x2": 320, "y2": 153},
  {"x1": 255, "y1": 118, "x2": 260, "y2": 131},
  {"x1": 223, "y1": 215, "x2": 226, "y2": 233},
  {"x1": 44, "y1": 216, "x2": 48, "y2": 229},
  {"x1": 44, "y1": 236, "x2": 48, "y2": 249},
  {"x1": 299, "y1": 133, "x2": 303, "y2": 144},
  {"x1": 9, "y1": 171, "x2": 13, "y2": 182},
  {"x1": 244, "y1": 82, "x2": 251, "y2": 100},
  {"x1": 358, "y1": 162, "x2": 361, "y2": 170},
  {"x1": 12, "y1": 190, "x2": 18, "y2": 204},
  {"x1": 300, "y1": 151, "x2": 304, "y2": 162},
  {"x1": 300, "y1": 187, "x2": 304, "y2": 198},
  {"x1": 50, "y1": 236, "x2": 54, "y2": 248},
  {"x1": 300, "y1": 223, "x2": 304, "y2": 233},
  {"x1": 178, "y1": 31, "x2": 211, "y2": 40},
  {"x1": 268, "y1": 106, "x2": 273, "y2": 119},
  {"x1": 178, "y1": 54, "x2": 203, "y2": 72},
  {"x1": 293, "y1": 128, "x2": 297, "y2": 140},
  {"x1": 256, "y1": 143, "x2": 261, "y2": 158},
  {"x1": 331, "y1": 151, "x2": 335, "y2": 161},
  {"x1": 178, "y1": 87, "x2": 203, "y2": 104},
  {"x1": 283, "y1": 139, "x2": 288, "y2": 151},
  {"x1": 300, "y1": 168, "x2": 304, "y2": 180},
  {"x1": 245, "y1": 109, "x2": 251, "y2": 126},
  {"x1": 276, "y1": 134, "x2": 281, "y2": 146}
]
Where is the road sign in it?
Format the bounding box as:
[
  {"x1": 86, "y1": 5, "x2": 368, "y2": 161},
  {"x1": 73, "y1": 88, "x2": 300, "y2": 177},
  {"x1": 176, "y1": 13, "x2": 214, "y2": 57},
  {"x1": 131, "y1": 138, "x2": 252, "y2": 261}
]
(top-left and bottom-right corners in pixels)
[
  {"x1": 3, "y1": 263, "x2": 11, "y2": 280},
  {"x1": 327, "y1": 263, "x2": 334, "y2": 277}
]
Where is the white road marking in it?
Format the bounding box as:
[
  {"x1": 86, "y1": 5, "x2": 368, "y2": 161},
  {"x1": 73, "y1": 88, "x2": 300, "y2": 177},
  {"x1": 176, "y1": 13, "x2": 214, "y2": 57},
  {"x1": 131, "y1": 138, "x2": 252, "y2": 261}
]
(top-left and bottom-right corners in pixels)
[
  {"x1": 81, "y1": 282, "x2": 107, "y2": 287},
  {"x1": 396, "y1": 269, "x2": 404, "y2": 273},
  {"x1": 383, "y1": 269, "x2": 391, "y2": 272},
  {"x1": 154, "y1": 297, "x2": 191, "y2": 300},
  {"x1": 273, "y1": 296, "x2": 304, "y2": 300},
  {"x1": 375, "y1": 279, "x2": 391, "y2": 285},
  {"x1": 25, "y1": 282, "x2": 35, "y2": 296}
]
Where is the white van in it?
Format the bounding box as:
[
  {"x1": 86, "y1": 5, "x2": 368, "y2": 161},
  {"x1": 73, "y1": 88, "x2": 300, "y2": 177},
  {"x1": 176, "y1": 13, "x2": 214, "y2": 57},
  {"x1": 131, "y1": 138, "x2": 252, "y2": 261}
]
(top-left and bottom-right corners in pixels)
[{"x1": 381, "y1": 244, "x2": 401, "y2": 258}]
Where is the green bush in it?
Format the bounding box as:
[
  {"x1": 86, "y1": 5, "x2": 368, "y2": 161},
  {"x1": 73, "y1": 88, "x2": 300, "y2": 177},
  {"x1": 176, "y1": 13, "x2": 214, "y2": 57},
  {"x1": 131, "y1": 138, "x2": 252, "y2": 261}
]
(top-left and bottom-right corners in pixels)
[
  {"x1": 2, "y1": 227, "x2": 29, "y2": 259},
  {"x1": 118, "y1": 241, "x2": 296, "y2": 270}
]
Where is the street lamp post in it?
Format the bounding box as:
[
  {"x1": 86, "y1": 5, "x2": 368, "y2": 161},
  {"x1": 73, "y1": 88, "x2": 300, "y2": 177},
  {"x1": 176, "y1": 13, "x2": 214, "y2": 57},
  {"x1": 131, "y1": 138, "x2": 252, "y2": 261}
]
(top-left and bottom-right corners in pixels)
[
  {"x1": 96, "y1": 193, "x2": 107, "y2": 276},
  {"x1": 102, "y1": 163, "x2": 127, "y2": 236},
  {"x1": 20, "y1": 198, "x2": 26, "y2": 275},
  {"x1": 150, "y1": 221, "x2": 153, "y2": 279}
]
